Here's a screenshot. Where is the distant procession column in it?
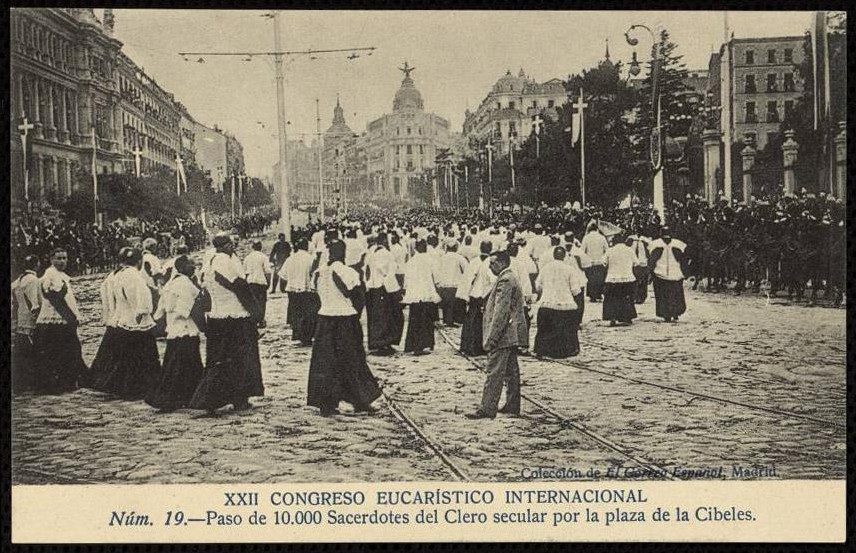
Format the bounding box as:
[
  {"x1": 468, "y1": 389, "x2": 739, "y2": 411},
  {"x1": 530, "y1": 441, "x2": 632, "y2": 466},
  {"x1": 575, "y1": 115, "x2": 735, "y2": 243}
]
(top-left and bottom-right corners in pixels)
[
  {"x1": 781, "y1": 129, "x2": 799, "y2": 196},
  {"x1": 702, "y1": 129, "x2": 722, "y2": 206},
  {"x1": 741, "y1": 134, "x2": 756, "y2": 205},
  {"x1": 834, "y1": 121, "x2": 846, "y2": 202}
]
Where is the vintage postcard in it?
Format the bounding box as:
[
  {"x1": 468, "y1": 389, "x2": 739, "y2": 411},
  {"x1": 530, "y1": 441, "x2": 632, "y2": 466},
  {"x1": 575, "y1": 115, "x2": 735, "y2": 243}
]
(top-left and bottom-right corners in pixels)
[{"x1": 8, "y1": 7, "x2": 847, "y2": 543}]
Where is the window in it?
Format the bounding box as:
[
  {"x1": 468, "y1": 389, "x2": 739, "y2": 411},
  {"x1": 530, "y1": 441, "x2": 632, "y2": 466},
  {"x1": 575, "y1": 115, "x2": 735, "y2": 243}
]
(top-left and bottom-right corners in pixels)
[
  {"x1": 509, "y1": 121, "x2": 517, "y2": 136},
  {"x1": 745, "y1": 102, "x2": 757, "y2": 123},
  {"x1": 407, "y1": 160, "x2": 414, "y2": 171},
  {"x1": 396, "y1": 127, "x2": 400, "y2": 135},
  {"x1": 766, "y1": 101, "x2": 779, "y2": 122},
  {"x1": 547, "y1": 99, "x2": 555, "y2": 108},
  {"x1": 783, "y1": 72, "x2": 795, "y2": 92},
  {"x1": 407, "y1": 127, "x2": 411, "y2": 135},
  {"x1": 745, "y1": 50, "x2": 754, "y2": 64},
  {"x1": 495, "y1": 102, "x2": 501, "y2": 110},
  {"x1": 418, "y1": 127, "x2": 422, "y2": 135},
  {"x1": 744, "y1": 75, "x2": 756, "y2": 93},
  {"x1": 419, "y1": 144, "x2": 424, "y2": 154},
  {"x1": 508, "y1": 101, "x2": 516, "y2": 110},
  {"x1": 766, "y1": 73, "x2": 778, "y2": 92},
  {"x1": 532, "y1": 100, "x2": 538, "y2": 108},
  {"x1": 784, "y1": 100, "x2": 794, "y2": 118},
  {"x1": 495, "y1": 122, "x2": 502, "y2": 137},
  {"x1": 767, "y1": 49, "x2": 776, "y2": 64},
  {"x1": 395, "y1": 145, "x2": 400, "y2": 154},
  {"x1": 784, "y1": 48, "x2": 793, "y2": 63},
  {"x1": 406, "y1": 144, "x2": 412, "y2": 154}
]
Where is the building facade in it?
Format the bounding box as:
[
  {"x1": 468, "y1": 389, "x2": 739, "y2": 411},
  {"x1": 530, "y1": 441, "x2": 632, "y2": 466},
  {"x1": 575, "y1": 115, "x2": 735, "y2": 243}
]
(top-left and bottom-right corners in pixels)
[
  {"x1": 116, "y1": 50, "x2": 181, "y2": 175},
  {"x1": 10, "y1": 8, "x2": 126, "y2": 203},
  {"x1": 192, "y1": 122, "x2": 228, "y2": 191},
  {"x1": 10, "y1": 7, "x2": 245, "y2": 210},
  {"x1": 359, "y1": 63, "x2": 451, "y2": 201},
  {"x1": 716, "y1": 36, "x2": 808, "y2": 150},
  {"x1": 462, "y1": 68, "x2": 567, "y2": 155}
]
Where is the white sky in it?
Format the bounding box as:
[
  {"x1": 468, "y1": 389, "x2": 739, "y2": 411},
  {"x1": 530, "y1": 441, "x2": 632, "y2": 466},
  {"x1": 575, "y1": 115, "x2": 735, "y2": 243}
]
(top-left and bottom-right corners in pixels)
[{"x1": 113, "y1": 10, "x2": 813, "y2": 178}]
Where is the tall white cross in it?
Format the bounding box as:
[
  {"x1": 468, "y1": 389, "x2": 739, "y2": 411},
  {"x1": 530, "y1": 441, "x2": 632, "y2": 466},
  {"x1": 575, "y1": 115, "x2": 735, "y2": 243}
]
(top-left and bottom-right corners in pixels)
[
  {"x1": 531, "y1": 114, "x2": 543, "y2": 135},
  {"x1": 18, "y1": 116, "x2": 34, "y2": 202},
  {"x1": 131, "y1": 143, "x2": 143, "y2": 178},
  {"x1": 532, "y1": 114, "x2": 544, "y2": 159}
]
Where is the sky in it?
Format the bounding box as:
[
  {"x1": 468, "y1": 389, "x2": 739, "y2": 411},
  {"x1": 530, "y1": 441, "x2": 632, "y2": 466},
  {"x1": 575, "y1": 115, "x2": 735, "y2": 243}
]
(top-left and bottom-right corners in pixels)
[{"x1": 112, "y1": 10, "x2": 813, "y2": 178}]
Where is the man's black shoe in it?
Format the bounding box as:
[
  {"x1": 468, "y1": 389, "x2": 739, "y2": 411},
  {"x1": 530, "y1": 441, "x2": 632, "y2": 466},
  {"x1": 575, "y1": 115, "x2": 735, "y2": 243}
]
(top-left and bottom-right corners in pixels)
[{"x1": 465, "y1": 410, "x2": 495, "y2": 420}]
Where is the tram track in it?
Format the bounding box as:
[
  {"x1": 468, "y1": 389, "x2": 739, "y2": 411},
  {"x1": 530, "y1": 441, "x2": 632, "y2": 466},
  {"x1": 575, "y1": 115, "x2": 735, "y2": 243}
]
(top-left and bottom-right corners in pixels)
[
  {"x1": 433, "y1": 326, "x2": 676, "y2": 481},
  {"x1": 378, "y1": 390, "x2": 472, "y2": 482},
  {"x1": 569, "y1": 333, "x2": 844, "y2": 430},
  {"x1": 581, "y1": 333, "x2": 848, "y2": 402},
  {"x1": 438, "y1": 325, "x2": 843, "y2": 432}
]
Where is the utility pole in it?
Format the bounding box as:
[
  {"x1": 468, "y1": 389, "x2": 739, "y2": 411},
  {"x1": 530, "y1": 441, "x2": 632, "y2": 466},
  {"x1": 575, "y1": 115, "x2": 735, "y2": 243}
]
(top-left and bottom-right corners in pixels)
[
  {"x1": 179, "y1": 12, "x2": 376, "y2": 240},
  {"x1": 272, "y1": 11, "x2": 291, "y2": 240},
  {"x1": 316, "y1": 98, "x2": 324, "y2": 222},
  {"x1": 485, "y1": 140, "x2": 495, "y2": 218},
  {"x1": 721, "y1": 12, "x2": 732, "y2": 201}
]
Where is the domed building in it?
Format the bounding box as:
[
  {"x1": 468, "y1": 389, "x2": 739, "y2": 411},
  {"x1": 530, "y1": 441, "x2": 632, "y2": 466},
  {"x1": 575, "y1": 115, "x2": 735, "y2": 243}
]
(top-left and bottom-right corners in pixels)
[
  {"x1": 463, "y1": 67, "x2": 568, "y2": 155},
  {"x1": 364, "y1": 62, "x2": 451, "y2": 201}
]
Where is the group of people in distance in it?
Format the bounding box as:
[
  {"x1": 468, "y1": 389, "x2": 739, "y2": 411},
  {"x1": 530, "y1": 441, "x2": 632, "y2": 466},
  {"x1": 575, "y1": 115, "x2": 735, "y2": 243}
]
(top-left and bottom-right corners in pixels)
[{"x1": 12, "y1": 203, "x2": 693, "y2": 421}]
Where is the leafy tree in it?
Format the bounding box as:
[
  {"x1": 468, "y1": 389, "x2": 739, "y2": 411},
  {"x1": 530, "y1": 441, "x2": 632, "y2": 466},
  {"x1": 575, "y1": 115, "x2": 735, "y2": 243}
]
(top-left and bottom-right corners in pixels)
[
  {"x1": 489, "y1": 59, "x2": 641, "y2": 208},
  {"x1": 635, "y1": 29, "x2": 695, "y2": 140}
]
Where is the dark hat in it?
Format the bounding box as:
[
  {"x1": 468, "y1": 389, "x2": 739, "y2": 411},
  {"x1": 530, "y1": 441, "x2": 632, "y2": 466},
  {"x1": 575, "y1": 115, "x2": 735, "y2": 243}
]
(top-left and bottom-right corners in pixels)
[{"x1": 212, "y1": 232, "x2": 232, "y2": 248}]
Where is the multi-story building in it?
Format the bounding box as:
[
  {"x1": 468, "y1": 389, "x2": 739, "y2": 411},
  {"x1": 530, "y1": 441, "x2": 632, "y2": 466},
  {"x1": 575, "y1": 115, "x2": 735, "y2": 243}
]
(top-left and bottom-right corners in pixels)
[
  {"x1": 193, "y1": 122, "x2": 228, "y2": 191},
  {"x1": 462, "y1": 68, "x2": 567, "y2": 155},
  {"x1": 10, "y1": 8, "x2": 126, "y2": 202},
  {"x1": 10, "y1": 7, "x2": 245, "y2": 210},
  {"x1": 224, "y1": 132, "x2": 245, "y2": 178},
  {"x1": 116, "y1": 51, "x2": 181, "y2": 175},
  {"x1": 322, "y1": 97, "x2": 359, "y2": 204},
  {"x1": 176, "y1": 103, "x2": 197, "y2": 165},
  {"x1": 363, "y1": 62, "x2": 451, "y2": 201},
  {"x1": 715, "y1": 36, "x2": 807, "y2": 149},
  {"x1": 287, "y1": 139, "x2": 321, "y2": 204}
]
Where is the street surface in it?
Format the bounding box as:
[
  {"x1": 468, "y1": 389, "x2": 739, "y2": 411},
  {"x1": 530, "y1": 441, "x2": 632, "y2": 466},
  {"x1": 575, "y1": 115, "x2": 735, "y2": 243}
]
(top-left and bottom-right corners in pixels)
[{"x1": 11, "y1": 236, "x2": 846, "y2": 484}]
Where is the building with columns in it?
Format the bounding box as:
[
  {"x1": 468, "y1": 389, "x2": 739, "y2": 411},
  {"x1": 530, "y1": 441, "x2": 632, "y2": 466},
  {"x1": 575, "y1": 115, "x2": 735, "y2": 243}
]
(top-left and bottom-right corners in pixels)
[
  {"x1": 462, "y1": 67, "x2": 567, "y2": 155},
  {"x1": 363, "y1": 62, "x2": 451, "y2": 201},
  {"x1": 10, "y1": 8, "x2": 127, "y2": 204},
  {"x1": 10, "y1": 7, "x2": 244, "y2": 211}
]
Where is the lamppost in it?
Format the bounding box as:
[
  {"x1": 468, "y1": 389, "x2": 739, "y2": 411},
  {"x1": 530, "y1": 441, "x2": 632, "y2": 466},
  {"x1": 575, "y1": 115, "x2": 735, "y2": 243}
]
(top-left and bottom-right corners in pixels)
[{"x1": 626, "y1": 24, "x2": 665, "y2": 223}]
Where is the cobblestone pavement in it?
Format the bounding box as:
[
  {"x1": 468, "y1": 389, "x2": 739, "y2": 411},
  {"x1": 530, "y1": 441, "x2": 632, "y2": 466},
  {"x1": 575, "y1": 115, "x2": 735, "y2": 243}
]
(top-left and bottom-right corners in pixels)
[{"x1": 11, "y1": 238, "x2": 846, "y2": 484}]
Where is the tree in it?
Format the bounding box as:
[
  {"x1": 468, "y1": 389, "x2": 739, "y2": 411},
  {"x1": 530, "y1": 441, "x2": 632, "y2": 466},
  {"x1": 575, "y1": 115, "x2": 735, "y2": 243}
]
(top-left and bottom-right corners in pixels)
[
  {"x1": 635, "y1": 29, "x2": 696, "y2": 140},
  {"x1": 502, "y1": 59, "x2": 641, "y2": 208}
]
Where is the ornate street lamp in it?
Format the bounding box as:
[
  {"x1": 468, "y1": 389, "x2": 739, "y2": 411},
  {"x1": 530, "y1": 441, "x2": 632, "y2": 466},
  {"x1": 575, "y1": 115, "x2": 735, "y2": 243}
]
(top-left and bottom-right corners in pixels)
[{"x1": 626, "y1": 24, "x2": 666, "y2": 222}]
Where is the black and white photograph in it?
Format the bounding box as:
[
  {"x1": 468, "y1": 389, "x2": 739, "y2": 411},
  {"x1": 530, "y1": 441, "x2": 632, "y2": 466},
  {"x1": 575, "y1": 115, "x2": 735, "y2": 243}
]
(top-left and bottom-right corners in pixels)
[{"x1": 8, "y1": 6, "x2": 846, "y2": 502}]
